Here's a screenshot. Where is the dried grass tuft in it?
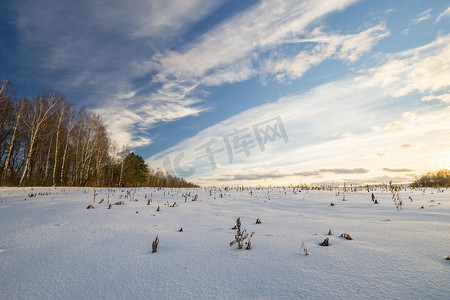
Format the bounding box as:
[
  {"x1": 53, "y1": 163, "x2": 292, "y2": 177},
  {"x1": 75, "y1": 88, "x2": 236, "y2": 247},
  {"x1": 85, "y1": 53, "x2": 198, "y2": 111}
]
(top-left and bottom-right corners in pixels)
[
  {"x1": 300, "y1": 241, "x2": 309, "y2": 255},
  {"x1": 152, "y1": 236, "x2": 159, "y2": 253},
  {"x1": 319, "y1": 238, "x2": 329, "y2": 246},
  {"x1": 340, "y1": 233, "x2": 352, "y2": 240}
]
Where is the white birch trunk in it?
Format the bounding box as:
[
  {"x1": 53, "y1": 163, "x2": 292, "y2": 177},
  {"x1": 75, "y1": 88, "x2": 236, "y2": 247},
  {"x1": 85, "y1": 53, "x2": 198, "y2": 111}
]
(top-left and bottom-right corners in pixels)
[{"x1": 1, "y1": 100, "x2": 25, "y2": 182}]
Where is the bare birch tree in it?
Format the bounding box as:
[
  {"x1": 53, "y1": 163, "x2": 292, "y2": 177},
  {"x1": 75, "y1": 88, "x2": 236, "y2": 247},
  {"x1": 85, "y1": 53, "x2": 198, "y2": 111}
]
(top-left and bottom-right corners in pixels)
[
  {"x1": 19, "y1": 91, "x2": 59, "y2": 186},
  {"x1": 59, "y1": 105, "x2": 75, "y2": 186},
  {"x1": 50, "y1": 98, "x2": 70, "y2": 186},
  {"x1": 1, "y1": 98, "x2": 27, "y2": 183}
]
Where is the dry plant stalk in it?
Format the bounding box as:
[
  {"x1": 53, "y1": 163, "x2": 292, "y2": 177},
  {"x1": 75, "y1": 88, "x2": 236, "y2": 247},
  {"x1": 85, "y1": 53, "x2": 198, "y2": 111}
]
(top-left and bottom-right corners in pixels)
[
  {"x1": 320, "y1": 238, "x2": 329, "y2": 246},
  {"x1": 152, "y1": 235, "x2": 159, "y2": 253},
  {"x1": 229, "y1": 218, "x2": 255, "y2": 250},
  {"x1": 300, "y1": 241, "x2": 309, "y2": 255},
  {"x1": 246, "y1": 231, "x2": 255, "y2": 250},
  {"x1": 232, "y1": 218, "x2": 241, "y2": 233},
  {"x1": 230, "y1": 229, "x2": 248, "y2": 249}
]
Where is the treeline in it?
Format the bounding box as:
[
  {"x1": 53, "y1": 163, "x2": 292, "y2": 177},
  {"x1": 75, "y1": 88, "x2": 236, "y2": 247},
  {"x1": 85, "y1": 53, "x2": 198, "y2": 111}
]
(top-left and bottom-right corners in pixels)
[
  {"x1": 412, "y1": 169, "x2": 450, "y2": 188},
  {"x1": 0, "y1": 78, "x2": 198, "y2": 188}
]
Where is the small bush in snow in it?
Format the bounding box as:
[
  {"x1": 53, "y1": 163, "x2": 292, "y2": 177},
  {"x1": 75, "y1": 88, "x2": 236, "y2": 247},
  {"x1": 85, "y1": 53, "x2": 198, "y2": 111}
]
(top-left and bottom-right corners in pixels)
[
  {"x1": 328, "y1": 229, "x2": 332, "y2": 235},
  {"x1": 230, "y1": 218, "x2": 254, "y2": 250},
  {"x1": 86, "y1": 204, "x2": 94, "y2": 209},
  {"x1": 256, "y1": 218, "x2": 261, "y2": 224},
  {"x1": 230, "y1": 229, "x2": 254, "y2": 250}
]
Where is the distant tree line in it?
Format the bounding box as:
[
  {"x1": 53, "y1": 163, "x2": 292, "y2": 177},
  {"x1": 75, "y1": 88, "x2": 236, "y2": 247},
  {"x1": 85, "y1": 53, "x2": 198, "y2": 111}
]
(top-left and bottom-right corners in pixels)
[
  {"x1": 0, "y1": 78, "x2": 198, "y2": 188},
  {"x1": 412, "y1": 169, "x2": 450, "y2": 188}
]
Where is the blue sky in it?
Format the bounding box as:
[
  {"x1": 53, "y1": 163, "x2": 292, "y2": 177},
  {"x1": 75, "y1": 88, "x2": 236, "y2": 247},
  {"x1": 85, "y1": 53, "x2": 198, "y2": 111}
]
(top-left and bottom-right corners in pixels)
[{"x1": 1, "y1": 0, "x2": 449, "y2": 186}]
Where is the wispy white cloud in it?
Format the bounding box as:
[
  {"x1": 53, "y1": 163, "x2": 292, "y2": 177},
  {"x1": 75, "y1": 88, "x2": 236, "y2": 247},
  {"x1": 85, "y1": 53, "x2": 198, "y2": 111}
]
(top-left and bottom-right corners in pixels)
[
  {"x1": 401, "y1": 144, "x2": 414, "y2": 149},
  {"x1": 94, "y1": 95, "x2": 207, "y2": 148},
  {"x1": 436, "y1": 7, "x2": 450, "y2": 22},
  {"x1": 414, "y1": 8, "x2": 432, "y2": 24},
  {"x1": 421, "y1": 93, "x2": 450, "y2": 103},
  {"x1": 382, "y1": 168, "x2": 414, "y2": 173},
  {"x1": 385, "y1": 122, "x2": 407, "y2": 133},
  {"x1": 145, "y1": 0, "x2": 389, "y2": 94},
  {"x1": 296, "y1": 171, "x2": 321, "y2": 177},
  {"x1": 357, "y1": 34, "x2": 450, "y2": 98},
  {"x1": 143, "y1": 0, "x2": 362, "y2": 96},
  {"x1": 338, "y1": 23, "x2": 390, "y2": 62},
  {"x1": 94, "y1": 107, "x2": 152, "y2": 148},
  {"x1": 214, "y1": 168, "x2": 372, "y2": 182},
  {"x1": 265, "y1": 23, "x2": 389, "y2": 82},
  {"x1": 122, "y1": 0, "x2": 225, "y2": 38},
  {"x1": 319, "y1": 168, "x2": 370, "y2": 174}
]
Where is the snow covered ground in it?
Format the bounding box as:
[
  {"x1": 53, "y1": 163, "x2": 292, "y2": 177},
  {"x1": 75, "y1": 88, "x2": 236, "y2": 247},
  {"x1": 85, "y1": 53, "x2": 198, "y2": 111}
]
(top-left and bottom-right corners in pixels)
[{"x1": 0, "y1": 186, "x2": 449, "y2": 299}]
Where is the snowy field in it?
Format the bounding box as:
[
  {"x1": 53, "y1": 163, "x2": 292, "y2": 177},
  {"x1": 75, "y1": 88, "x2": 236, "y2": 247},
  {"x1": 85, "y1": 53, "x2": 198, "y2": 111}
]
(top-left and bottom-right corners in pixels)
[{"x1": 0, "y1": 186, "x2": 449, "y2": 299}]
